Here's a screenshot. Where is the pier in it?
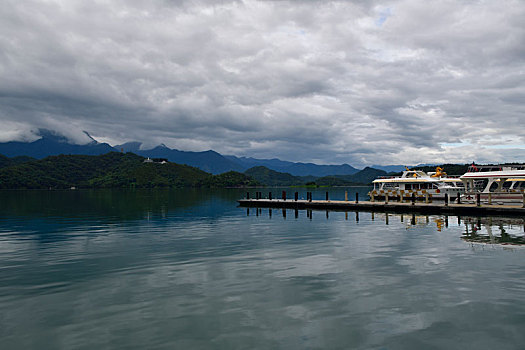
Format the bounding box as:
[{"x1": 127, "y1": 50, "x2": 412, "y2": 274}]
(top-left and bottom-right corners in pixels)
[{"x1": 238, "y1": 192, "x2": 525, "y2": 217}]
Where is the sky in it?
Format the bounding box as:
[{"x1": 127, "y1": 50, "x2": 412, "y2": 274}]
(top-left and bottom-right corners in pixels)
[{"x1": 1, "y1": 0, "x2": 524, "y2": 167}]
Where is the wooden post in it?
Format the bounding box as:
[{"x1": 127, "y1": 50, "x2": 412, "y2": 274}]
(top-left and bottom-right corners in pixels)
[
  {"x1": 425, "y1": 193, "x2": 429, "y2": 204},
  {"x1": 385, "y1": 194, "x2": 389, "y2": 204},
  {"x1": 282, "y1": 191, "x2": 286, "y2": 201},
  {"x1": 345, "y1": 191, "x2": 348, "y2": 201},
  {"x1": 411, "y1": 193, "x2": 415, "y2": 205},
  {"x1": 247, "y1": 192, "x2": 250, "y2": 199},
  {"x1": 488, "y1": 193, "x2": 492, "y2": 205},
  {"x1": 294, "y1": 192, "x2": 298, "y2": 201},
  {"x1": 355, "y1": 192, "x2": 359, "y2": 204},
  {"x1": 371, "y1": 193, "x2": 375, "y2": 202},
  {"x1": 476, "y1": 193, "x2": 481, "y2": 206},
  {"x1": 269, "y1": 192, "x2": 272, "y2": 200},
  {"x1": 522, "y1": 191, "x2": 525, "y2": 208},
  {"x1": 326, "y1": 191, "x2": 329, "y2": 201},
  {"x1": 444, "y1": 193, "x2": 448, "y2": 207},
  {"x1": 457, "y1": 192, "x2": 460, "y2": 204}
]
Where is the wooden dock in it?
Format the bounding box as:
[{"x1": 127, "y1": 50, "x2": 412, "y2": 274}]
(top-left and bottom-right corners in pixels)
[{"x1": 238, "y1": 199, "x2": 525, "y2": 217}]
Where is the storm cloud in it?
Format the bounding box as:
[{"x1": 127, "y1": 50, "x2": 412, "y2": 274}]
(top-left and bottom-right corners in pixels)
[{"x1": 1, "y1": 0, "x2": 524, "y2": 166}]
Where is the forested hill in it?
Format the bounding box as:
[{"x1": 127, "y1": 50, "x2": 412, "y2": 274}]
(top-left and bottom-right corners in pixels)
[{"x1": 0, "y1": 152, "x2": 259, "y2": 189}]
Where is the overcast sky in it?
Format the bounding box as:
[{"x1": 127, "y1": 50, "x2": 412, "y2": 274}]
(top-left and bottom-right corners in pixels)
[{"x1": 1, "y1": 0, "x2": 524, "y2": 167}]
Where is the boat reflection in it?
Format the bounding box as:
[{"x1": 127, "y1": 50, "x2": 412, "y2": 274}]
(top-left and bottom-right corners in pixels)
[
  {"x1": 461, "y1": 217, "x2": 525, "y2": 245},
  {"x1": 246, "y1": 207, "x2": 525, "y2": 246},
  {"x1": 374, "y1": 213, "x2": 525, "y2": 245}
]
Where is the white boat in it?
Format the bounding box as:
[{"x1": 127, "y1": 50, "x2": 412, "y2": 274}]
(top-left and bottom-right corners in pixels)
[
  {"x1": 369, "y1": 167, "x2": 464, "y2": 201},
  {"x1": 460, "y1": 164, "x2": 525, "y2": 204}
]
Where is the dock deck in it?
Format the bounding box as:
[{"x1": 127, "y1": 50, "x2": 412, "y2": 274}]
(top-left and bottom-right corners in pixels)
[{"x1": 238, "y1": 199, "x2": 525, "y2": 217}]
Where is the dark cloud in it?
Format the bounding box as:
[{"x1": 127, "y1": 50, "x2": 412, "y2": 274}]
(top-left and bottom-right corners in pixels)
[{"x1": 0, "y1": 0, "x2": 523, "y2": 166}]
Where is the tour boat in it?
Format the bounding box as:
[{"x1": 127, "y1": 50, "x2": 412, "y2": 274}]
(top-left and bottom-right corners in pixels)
[
  {"x1": 369, "y1": 167, "x2": 464, "y2": 201},
  {"x1": 460, "y1": 164, "x2": 525, "y2": 204}
]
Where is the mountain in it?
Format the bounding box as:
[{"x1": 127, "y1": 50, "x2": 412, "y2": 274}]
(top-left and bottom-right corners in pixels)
[
  {"x1": 227, "y1": 155, "x2": 359, "y2": 176},
  {"x1": 343, "y1": 167, "x2": 387, "y2": 184},
  {"x1": 244, "y1": 166, "x2": 303, "y2": 186},
  {"x1": 0, "y1": 129, "x2": 115, "y2": 159},
  {"x1": 114, "y1": 143, "x2": 244, "y2": 175},
  {"x1": 244, "y1": 165, "x2": 386, "y2": 186},
  {"x1": 0, "y1": 154, "x2": 35, "y2": 169},
  {"x1": 371, "y1": 165, "x2": 407, "y2": 172},
  {"x1": 0, "y1": 152, "x2": 258, "y2": 189},
  {"x1": 0, "y1": 129, "x2": 389, "y2": 177},
  {"x1": 313, "y1": 167, "x2": 386, "y2": 186}
]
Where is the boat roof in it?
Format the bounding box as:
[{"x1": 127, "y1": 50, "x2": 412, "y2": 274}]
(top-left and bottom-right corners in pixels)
[
  {"x1": 460, "y1": 170, "x2": 525, "y2": 179},
  {"x1": 373, "y1": 178, "x2": 460, "y2": 183}
]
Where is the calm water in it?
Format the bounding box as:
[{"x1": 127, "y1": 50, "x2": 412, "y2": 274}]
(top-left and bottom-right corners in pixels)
[{"x1": 1, "y1": 188, "x2": 525, "y2": 349}]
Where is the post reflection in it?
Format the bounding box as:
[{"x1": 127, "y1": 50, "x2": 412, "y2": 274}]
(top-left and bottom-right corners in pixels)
[
  {"x1": 461, "y1": 217, "x2": 525, "y2": 245},
  {"x1": 244, "y1": 207, "x2": 525, "y2": 246}
]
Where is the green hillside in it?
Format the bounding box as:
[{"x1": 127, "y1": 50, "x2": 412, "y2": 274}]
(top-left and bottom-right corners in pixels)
[
  {"x1": 0, "y1": 154, "x2": 34, "y2": 169},
  {"x1": 0, "y1": 152, "x2": 258, "y2": 189},
  {"x1": 244, "y1": 166, "x2": 302, "y2": 186}
]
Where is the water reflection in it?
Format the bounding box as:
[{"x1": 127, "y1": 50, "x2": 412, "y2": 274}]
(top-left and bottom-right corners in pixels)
[
  {"x1": 246, "y1": 207, "x2": 525, "y2": 246},
  {"x1": 462, "y1": 217, "x2": 525, "y2": 245}
]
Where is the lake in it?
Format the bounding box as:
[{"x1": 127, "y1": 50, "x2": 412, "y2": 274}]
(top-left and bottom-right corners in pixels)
[{"x1": 1, "y1": 188, "x2": 525, "y2": 349}]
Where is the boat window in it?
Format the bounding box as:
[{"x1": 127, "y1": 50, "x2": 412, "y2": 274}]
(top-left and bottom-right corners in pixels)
[{"x1": 405, "y1": 184, "x2": 412, "y2": 190}]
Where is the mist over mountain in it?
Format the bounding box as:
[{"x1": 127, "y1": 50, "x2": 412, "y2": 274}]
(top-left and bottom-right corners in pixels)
[{"x1": 0, "y1": 129, "x2": 115, "y2": 159}]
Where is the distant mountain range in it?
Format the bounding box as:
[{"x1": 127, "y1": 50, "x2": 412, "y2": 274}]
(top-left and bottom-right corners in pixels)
[{"x1": 0, "y1": 129, "x2": 400, "y2": 177}]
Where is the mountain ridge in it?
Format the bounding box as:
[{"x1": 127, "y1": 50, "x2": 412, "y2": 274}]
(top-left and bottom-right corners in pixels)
[{"x1": 0, "y1": 129, "x2": 394, "y2": 176}]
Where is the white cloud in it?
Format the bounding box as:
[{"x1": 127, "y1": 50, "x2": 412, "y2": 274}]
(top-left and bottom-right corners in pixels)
[{"x1": 0, "y1": 0, "x2": 524, "y2": 166}]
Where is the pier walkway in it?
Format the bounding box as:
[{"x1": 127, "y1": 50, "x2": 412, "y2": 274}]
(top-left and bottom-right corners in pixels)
[{"x1": 238, "y1": 199, "x2": 525, "y2": 217}]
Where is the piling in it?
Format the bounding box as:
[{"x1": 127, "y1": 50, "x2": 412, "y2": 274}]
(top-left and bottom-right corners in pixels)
[
  {"x1": 355, "y1": 192, "x2": 359, "y2": 204},
  {"x1": 444, "y1": 193, "x2": 448, "y2": 207},
  {"x1": 294, "y1": 192, "x2": 298, "y2": 201},
  {"x1": 345, "y1": 191, "x2": 348, "y2": 201},
  {"x1": 282, "y1": 191, "x2": 286, "y2": 201},
  {"x1": 457, "y1": 192, "x2": 461, "y2": 204},
  {"x1": 269, "y1": 192, "x2": 272, "y2": 200},
  {"x1": 476, "y1": 193, "x2": 481, "y2": 207},
  {"x1": 411, "y1": 193, "x2": 415, "y2": 205},
  {"x1": 326, "y1": 192, "x2": 329, "y2": 201}
]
